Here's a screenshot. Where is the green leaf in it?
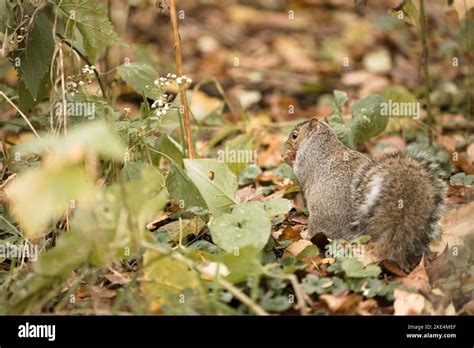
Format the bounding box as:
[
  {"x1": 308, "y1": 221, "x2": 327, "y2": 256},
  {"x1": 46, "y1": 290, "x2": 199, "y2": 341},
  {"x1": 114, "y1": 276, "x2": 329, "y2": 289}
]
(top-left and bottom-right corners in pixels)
[
  {"x1": 334, "y1": 90, "x2": 349, "y2": 109},
  {"x1": 117, "y1": 62, "x2": 160, "y2": 99},
  {"x1": 6, "y1": 165, "x2": 168, "y2": 313},
  {"x1": 351, "y1": 235, "x2": 371, "y2": 245},
  {"x1": 460, "y1": 17, "x2": 474, "y2": 52},
  {"x1": 348, "y1": 94, "x2": 388, "y2": 146},
  {"x1": 156, "y1": 133, "x2": 183, "y2": 166},
  {"x1": 238, "y1": 164, "x2": 262, "y2": 186},
  {"x1": 222, "y1": 133, "x2": 255, "y2": 175},
  {"x1": 166, "y1": 163, "x2": 208, "y2": 210},
  {"x1": 328, "y1": 90, "x2": 347, "y2": 124},
  {"x1": 6, "y1": 229, "x2": 93, "y2": 313},
  {"x1": 184, "y1": 159, "x2": 237, "y2": 216},
  {"x1": 0, "y1": 1, "x2": 10, "y2": 32},
  {"x1": 264, "y1": 199, "x2": 292, "y2": 216},
  {"x1": 210, "y1": 201, "x2": 271, "y2": 253},
  {"x1": 302, "y1": 275, "x2": 334, "y2": 295},
  {"x1": 101, "y1": 165, "x2": 167, "y2": 232},
  {"x1": 14, "y1": 12, "x2": 54, "y2": 98},
  {"x1": 156, "y1": 218, "x2": 206, "y2": 243},
  {"x1": 57, "y1": 0, "x2": 126, "y2": 61},
  {"x1": 296, "y1": 244, "x2": 320, "y2": 261},
  {"x1": 260, "y1": 292, "x2": 291, "y2": 312},
  {"x1": 15, "y1": 120, "x2": 127, "y2": 163},
  {"x1": 216, "y1": 245, "x2": 262, "y2": 283},
  {"x1": 6, "y1": 165, "x2": 94, "y2": 239},
  {"x1": 120, "y1": 161, "x2": 147, "y2": 181},
  {"x1": 328, "y1": 93, "x2": 388, "y2": 149},
  {"x1": 341, "y1": 258, "x2": 381, "y2": 278},
  {"x1": 450, "y1": 172, "x2": 474, "y2": 186},
  {"x1": 141, "y1": 252, "x2": 207, "y2": 312}
]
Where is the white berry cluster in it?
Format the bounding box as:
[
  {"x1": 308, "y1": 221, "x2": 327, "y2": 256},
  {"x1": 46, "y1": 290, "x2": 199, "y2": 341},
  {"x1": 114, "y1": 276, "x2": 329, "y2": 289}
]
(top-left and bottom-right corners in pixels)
[
  {"x1": 154, "y1": 73, "x2": 192, "y2": 88},
  {"x1": 151, "y1": 94, "x2": 171, "y2": 117},
  {"x1": 66, "y1": 65, "x2": 96, "y2": 96},
  {"x1": 81, "y1": 64, "x2": 96, "y2": 77}
]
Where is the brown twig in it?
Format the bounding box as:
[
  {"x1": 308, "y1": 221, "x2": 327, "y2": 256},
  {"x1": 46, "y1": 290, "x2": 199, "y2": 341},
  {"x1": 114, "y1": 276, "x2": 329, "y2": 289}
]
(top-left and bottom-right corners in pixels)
[{"x1": 167, "y1": 0, "x2": 195, "y2": 159}]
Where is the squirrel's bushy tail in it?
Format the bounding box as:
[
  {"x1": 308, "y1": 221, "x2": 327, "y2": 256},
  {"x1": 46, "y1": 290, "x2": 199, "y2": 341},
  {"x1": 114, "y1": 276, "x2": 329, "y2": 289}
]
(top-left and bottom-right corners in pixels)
[{"x1": 351, "y1": 152, "x2": 446, "y2": 269}]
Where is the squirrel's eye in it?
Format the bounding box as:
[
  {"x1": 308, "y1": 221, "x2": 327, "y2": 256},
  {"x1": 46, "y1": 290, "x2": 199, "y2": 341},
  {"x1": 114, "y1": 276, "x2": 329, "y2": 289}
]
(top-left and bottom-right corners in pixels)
[{"x1": 291, "y1": 131, "x2": 298, "y2": 140}]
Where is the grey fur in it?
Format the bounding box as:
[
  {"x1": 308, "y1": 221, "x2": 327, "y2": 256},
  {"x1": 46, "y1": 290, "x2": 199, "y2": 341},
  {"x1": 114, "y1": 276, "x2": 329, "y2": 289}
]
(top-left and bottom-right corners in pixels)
[{"x1": 285, "y1": 119, "x2": 446, "y2": 270}]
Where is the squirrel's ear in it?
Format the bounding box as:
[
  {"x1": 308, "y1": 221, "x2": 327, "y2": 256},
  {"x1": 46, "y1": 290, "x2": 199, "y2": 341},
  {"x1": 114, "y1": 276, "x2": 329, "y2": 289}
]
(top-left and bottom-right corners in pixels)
[{"x1": 308, "y1": 118, "x2": 319, "y2": 130}]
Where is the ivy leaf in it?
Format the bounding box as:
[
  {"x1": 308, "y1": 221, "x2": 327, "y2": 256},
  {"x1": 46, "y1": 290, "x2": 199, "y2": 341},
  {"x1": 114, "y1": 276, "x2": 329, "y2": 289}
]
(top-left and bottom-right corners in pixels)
[
  {"x1": 57, "y1": 0, "x2": 126, "y2": 61},
  {"x1": 117, "y1": 62, "x2": 160, "y2": 99},
  {"x1": 302, "y1": 275, "x2": 334, "y2": 295},
  {"x1": 260, "y1": 292, "x2": 291, "y2": 312},
  {"x1": 450, "y1": 172, "x2": 474, "y2": 186},
  {"x1": 184, "y1": 159, "x2": 237, "y2": 216},
  {"x1": 238, "y1": 164, "x2": 262, "y2": 186},
  {"x1": 210, "y1": 201, "x2": 271, "y2": 253},
  {"x1": 14, "y1": 12, "x2": 54, "y2": 98},
  {"x1": 342, "y1": 258, "x2": 381, "y2": 278}
]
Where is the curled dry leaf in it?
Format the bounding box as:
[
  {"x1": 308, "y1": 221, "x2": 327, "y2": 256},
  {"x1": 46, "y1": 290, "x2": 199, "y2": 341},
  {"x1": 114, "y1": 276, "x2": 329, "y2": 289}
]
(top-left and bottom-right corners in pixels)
[
  {"x1": 426, "y1": 247, "x2": 455, "y2": 283},
  {"x1": 104, "y1": 272, "x2": 131, "y2": 286},
  {"x1": 90, "y1": 285, "x2": 117, "y2": 299},
  {"x1": 379, "y1": 260, "x2": 408, "y2": 277},
  {"x1": 279, "y1": 225, "x2": 303, "y2": 242},
  {"x1": 146, "y1": 211, "x2": 172, "y2": 231},
  {"x1": 401, "y1": 256, "x2": 430, "y2": 293},
  {"x1": 431, "y1": 201, "x2": 474, "y2": 255}
]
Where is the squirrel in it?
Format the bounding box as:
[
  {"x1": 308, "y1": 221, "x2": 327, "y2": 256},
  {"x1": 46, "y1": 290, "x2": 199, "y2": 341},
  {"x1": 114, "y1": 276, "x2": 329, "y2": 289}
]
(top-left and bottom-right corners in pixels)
[{"x1": 283, "y1": 118, "x2": 446, "y2": 270}]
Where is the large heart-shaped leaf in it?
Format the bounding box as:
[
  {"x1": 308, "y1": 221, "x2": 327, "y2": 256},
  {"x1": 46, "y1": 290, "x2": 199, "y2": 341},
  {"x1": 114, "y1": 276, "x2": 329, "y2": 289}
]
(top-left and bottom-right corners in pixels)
[
  {"x1": 210, "y1": 201, "x2": 271, "y2": 253},
  {"x1": 184, "y1": 159, "x2": 237, "y2": 215},
  {"x1": 166, "y1": 163, "x2": 207, "y2": 210}
]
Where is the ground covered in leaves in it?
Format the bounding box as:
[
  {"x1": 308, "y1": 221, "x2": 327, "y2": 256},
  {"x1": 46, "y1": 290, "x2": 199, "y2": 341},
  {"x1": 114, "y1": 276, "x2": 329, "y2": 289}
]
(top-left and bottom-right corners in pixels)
[{"x1": 0, "y1": 0, "x2": 472, "y2": 315}]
